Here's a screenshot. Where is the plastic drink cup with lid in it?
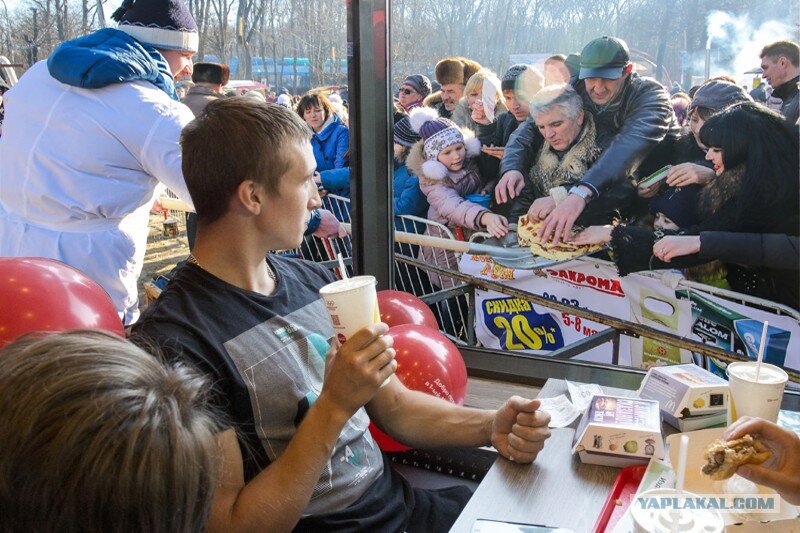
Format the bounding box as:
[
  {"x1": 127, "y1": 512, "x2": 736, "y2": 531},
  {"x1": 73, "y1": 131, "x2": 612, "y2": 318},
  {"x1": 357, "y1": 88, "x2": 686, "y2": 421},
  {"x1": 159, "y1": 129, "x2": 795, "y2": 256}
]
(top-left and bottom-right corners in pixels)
[
  {"x1": 726, "y1": 361, "x2": 788, "y2": 424},
  {"x1": 319, "y1": 276, "x2": 381, "y2": 344},
  {"x1": 630, "y1": 488, "x2": 724, "y2": 533}
]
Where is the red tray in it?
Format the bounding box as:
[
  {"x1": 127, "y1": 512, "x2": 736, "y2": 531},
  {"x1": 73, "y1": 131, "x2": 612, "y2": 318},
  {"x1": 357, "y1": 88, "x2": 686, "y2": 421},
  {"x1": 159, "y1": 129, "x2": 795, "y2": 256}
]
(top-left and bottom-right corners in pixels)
[{"x1": 593, "y1": 465, "x2": 647, "y2": 533}]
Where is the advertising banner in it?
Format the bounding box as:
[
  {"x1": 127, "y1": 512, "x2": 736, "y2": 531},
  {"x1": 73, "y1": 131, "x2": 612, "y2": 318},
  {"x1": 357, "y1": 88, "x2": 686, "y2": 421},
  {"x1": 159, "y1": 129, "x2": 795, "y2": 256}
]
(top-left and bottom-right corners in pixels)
[
  {"x1": 459, "y1": 255, "x2": 800, "y2": 377},
  {"x1": 459, "y1": 254, "x2": 631, "y2": 364}
]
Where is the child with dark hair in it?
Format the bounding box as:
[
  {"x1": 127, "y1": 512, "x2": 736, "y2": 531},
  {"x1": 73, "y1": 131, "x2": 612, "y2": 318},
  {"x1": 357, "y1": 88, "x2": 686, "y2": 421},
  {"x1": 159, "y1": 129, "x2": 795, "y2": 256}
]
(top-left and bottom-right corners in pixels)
[
  {"x1": 648, "y1": 184, "x2": 700, "y2": 232},
  {"x1": 572, "y1": 184, "x2": 729, "y2": 288},
  {"x1": 392, "y1": 117, "x2": 429, "y2": 220},
  {"x1": 392, "y1": 117, "x2": 433, "y2": 296}
]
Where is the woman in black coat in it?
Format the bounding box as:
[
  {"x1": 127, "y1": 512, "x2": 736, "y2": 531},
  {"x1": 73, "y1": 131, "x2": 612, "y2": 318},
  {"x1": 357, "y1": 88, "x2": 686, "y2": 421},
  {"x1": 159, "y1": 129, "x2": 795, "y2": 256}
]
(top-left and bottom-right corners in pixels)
[{"x1": 575, "y1": 102, "x2": 800, "y2": 308}]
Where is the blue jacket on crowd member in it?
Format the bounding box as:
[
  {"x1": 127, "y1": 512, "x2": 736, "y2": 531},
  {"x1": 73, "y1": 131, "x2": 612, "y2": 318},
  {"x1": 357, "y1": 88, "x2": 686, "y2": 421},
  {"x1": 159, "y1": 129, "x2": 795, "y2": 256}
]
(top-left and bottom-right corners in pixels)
[
  {"x1": 392, "y1": 162, "x2": 429, "y2": 287},
  {"x1": 312, "y1": 113, "x2": 350, "y2": 195},
  {"x1": 393, "y1": 163, "x2": 429, "y2": 220}
]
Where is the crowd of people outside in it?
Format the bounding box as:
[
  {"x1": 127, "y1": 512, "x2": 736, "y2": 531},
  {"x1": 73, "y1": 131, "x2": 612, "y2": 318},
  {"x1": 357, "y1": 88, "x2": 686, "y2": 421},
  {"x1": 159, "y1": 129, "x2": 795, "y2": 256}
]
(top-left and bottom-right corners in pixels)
[
  {"x1": 0, "y1": 0, "x2": 798, "y2": 530},
  {"x1": 163, "y1": 36, "x2": 799, "y2": 311}
]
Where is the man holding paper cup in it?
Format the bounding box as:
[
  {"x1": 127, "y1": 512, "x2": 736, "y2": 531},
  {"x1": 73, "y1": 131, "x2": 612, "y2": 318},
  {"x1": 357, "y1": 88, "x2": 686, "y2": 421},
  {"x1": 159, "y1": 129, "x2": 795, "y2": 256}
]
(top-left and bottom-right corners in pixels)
[{"x1": 132, "y1": 98, "x2": 552, "y2": 533}]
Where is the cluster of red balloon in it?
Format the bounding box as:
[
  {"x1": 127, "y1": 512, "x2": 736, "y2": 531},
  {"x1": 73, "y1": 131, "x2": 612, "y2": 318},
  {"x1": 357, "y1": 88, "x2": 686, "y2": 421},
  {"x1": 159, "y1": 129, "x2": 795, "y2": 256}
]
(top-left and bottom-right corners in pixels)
[
  {"x1": 0, "y1": 258, "x2": 124, "y2": 347},
  {"x1": 369, "y1": 290, "x2": 468, "y2": 452}
]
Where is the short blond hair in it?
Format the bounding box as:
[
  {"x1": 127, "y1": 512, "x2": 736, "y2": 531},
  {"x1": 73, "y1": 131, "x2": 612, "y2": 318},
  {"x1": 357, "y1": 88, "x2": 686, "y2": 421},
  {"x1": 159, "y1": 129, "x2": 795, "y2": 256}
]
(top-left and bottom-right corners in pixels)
[
  {"x1": 465, "y1": 68, "x2": 503, "y2": 103},
  {"x1": 0, "y1": 330, "x2": 221, "y2": 532}
]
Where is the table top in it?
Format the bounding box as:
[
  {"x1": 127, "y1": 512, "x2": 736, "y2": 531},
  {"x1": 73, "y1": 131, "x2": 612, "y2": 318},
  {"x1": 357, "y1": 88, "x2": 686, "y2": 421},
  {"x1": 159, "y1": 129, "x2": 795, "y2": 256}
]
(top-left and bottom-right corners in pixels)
[{"x1": 450, "y1": 379, "x2": 641, "y2": 533}]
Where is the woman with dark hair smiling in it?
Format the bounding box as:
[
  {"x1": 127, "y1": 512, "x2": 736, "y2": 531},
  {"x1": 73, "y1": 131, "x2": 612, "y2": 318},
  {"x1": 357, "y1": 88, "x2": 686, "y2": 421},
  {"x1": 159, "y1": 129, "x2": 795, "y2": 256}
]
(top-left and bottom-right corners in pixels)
[
  {"x1": 296, "y1": 92, "x2": 350, "y2": 197},
  {"x1": 574, "y1": 102, "x2": 799, "y2": 308},
  {"x1": 689, "y1": 102, "x2": 798, "y2": 236}
]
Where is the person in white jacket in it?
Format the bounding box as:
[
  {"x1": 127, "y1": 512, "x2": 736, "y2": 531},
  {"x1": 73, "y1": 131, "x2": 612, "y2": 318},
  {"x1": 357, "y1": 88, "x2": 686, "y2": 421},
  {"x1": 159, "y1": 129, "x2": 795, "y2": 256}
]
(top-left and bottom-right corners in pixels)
[{"x1": 0, "y1": 0, "x2": 198, "y2": 325}]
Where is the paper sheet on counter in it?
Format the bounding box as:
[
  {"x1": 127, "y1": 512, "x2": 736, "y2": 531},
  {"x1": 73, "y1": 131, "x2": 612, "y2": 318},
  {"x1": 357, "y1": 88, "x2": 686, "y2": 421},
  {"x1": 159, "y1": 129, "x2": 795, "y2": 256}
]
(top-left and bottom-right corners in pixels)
[
  {"x1": 537, "y1": 394, "x2": 581, "y2": 428},
  {"x1": 566, "y1": 380, "x2": 604, "y2": 413}
]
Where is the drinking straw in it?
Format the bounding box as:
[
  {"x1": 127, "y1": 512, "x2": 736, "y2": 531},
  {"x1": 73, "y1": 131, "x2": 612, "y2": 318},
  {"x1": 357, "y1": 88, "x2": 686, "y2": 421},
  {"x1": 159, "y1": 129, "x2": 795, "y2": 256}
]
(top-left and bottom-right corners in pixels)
[
  {"x1": 756, "y1": 321, "x2": 769, "y2": 382},
  {"x1": 671, "y1": 434, "x2": 690, "y2": 533},
  {"x1": 676, "y1": 434, "x2": 689, "y2": 493},
  {"x1": 337, "y1": 253, "x2": 348, "y2": 280}
]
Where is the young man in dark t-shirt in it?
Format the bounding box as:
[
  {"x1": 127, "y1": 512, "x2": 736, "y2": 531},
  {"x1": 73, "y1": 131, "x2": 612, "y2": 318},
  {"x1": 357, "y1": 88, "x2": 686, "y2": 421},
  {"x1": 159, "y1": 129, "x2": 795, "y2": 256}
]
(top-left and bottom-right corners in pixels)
[{"x1": 131, "y1": 98, "x2": 552, "y2": 532}]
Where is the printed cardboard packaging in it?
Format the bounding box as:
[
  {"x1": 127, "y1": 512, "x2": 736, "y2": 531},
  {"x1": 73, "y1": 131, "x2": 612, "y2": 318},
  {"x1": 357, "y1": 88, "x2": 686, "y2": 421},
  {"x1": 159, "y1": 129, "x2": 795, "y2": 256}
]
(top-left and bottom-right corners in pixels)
[
  {"x1": 639, "y1": 364, "x2": 728, "y2": 431},
  {"x1": 572, "y1": 395, "x2": 664, "y2": 467}
]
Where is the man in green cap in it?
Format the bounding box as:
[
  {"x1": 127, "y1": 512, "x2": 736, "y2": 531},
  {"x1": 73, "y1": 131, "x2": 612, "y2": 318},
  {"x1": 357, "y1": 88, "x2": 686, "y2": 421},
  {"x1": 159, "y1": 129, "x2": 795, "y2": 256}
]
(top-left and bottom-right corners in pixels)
[{"x1": 496, "y1": 36, "x2": 678, "y2": 245}]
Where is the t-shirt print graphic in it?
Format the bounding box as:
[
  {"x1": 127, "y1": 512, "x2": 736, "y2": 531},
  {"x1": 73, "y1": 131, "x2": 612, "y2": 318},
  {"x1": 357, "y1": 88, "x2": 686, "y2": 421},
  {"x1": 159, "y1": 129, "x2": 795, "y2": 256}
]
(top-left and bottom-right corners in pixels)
[{"x1": 223, "y1": 300, "x2": 383, "y2": 515}]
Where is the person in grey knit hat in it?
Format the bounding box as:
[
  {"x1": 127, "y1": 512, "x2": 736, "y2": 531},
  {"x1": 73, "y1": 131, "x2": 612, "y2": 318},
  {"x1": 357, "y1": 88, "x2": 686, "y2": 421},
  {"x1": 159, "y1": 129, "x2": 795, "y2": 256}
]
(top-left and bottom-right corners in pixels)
[{"x1": 397, "y1": 74, "x2": 431, "y2": 112}]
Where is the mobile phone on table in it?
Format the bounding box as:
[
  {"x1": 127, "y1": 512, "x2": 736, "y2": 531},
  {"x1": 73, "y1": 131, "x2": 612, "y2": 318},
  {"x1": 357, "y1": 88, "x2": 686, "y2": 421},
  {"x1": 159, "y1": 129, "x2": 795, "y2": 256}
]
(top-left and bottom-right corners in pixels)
[
  {"x1": 636, "y1": 165, "x2": 671, "y2": 189},
  {"x1": 471, "y1": 518, "x2": 576, "y2": 533}
]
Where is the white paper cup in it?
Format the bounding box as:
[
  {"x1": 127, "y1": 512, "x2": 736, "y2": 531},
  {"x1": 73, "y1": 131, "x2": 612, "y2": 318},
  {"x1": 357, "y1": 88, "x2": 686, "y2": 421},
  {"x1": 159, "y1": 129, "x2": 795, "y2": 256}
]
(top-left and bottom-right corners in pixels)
[
  {"x1": 727, "y1": 361, "x2": 788, "y2": 424},
  {"x1": 319, "y1": 276, "x2": 392, "y2": 387},
  {"x1": 319, "y1": 276, "x2": 381, "y2": 344},
  {"x1": 630, "y1": 489, "x2": 724, "y2": 533}
]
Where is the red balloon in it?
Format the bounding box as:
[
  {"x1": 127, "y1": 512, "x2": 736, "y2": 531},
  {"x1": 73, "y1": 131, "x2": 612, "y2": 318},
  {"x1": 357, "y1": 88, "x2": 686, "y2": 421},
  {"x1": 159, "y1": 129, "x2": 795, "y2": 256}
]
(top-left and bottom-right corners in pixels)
[
  {"x1": 0, "y1": 258, "x2": 124, "y2": 347},
  {"x1": 369, "y1": 324, "x2": 468, "y2": 451},
  {"x1": 377, "y1": 290, "x2": 438, "y2": 330}
]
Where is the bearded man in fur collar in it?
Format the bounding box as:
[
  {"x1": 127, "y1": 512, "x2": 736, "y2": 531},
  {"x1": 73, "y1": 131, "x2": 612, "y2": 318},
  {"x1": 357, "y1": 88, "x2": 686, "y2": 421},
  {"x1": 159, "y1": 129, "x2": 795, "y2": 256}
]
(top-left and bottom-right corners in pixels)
[
  {"x1": 423, "y1": 56, "x2": 482, "y2": 119},
  {"x1": 510, "y1": 84, "x2": 632, "y2": 227}
]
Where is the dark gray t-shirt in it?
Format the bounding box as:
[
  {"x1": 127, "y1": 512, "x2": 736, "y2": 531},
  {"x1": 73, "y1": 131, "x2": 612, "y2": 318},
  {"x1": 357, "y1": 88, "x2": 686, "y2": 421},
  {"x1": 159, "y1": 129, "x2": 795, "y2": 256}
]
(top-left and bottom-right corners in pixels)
[{"x1": 132, "y1": 255, "x2": 383, "y2": 516}]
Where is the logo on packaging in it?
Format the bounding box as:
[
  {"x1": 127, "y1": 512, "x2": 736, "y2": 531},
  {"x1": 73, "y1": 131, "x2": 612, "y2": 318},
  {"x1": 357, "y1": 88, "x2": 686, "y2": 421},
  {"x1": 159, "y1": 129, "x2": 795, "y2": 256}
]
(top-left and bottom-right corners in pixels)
[{"x1": 544, "y1": 268, "x2": 625, "y2": 297}]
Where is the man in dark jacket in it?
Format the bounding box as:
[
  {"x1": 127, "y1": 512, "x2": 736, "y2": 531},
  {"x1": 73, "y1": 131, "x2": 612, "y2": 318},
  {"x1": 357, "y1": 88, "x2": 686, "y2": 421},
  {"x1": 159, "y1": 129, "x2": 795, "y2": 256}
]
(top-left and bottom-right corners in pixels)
[
  {"x1": 475, "y1": 64, "x2": 544, "y2": 189},
  {"x1": 495, "y1": 36, "x2": 679, "y2": 244},
  {"x1": 182, "y1": 62, "x2": 229, "y2": 117},
  {"x1": 760, "y1": 40, "x2": 800, "y2": 126}
]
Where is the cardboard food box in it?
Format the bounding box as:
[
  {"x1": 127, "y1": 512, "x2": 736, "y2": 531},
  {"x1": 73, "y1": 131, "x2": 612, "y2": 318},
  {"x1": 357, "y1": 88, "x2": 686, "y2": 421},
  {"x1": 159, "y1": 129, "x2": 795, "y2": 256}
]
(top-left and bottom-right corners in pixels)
[
  {"x1": 638, "y1": 364, "x2": 728, "y2": 432},
  {"x1": 572, "y1": 395, "x2": 664, "y2": 468}
]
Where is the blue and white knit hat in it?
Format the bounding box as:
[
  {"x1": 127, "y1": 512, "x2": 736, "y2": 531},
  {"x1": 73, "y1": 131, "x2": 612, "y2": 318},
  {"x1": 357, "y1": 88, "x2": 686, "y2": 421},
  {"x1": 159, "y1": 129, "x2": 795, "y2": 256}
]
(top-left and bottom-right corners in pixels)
[
  {"x1": 409, "y1": 107, "x2": 480, "y2": 179},
  {"x1": 112, "y1": 0, "x2": 199, "y2": 53},
  {"x1": 393, "y1": 117, "x2": 421, "y2": 147}
]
